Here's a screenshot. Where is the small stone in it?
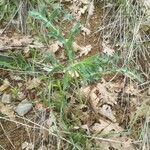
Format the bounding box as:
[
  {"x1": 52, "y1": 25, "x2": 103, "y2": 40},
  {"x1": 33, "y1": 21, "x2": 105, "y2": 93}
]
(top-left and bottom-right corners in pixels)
[
  {"x1": 14, "y1": 99, "x2": 32, "y2": 116},
  {"x1": 1, "y1": 93, "x2": 11, "y2": 104}
]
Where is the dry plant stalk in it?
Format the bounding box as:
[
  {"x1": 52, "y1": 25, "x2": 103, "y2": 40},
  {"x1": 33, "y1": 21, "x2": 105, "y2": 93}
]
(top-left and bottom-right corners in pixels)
[{"x1": 18, "y1": 0, "x2": 28, "y2": 34}]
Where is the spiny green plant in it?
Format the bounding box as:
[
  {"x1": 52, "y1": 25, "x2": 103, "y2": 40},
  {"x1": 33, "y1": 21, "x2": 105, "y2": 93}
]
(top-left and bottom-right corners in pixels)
[
  {"x1": 27, "y1": 8, "x2": 144, "y2": 138},
  {"x1": 0, "y1": 4, "x2": 143, "y2": 85},
  {"x1": 30, "y1": 9, "x2": 143, "y2": 86}
]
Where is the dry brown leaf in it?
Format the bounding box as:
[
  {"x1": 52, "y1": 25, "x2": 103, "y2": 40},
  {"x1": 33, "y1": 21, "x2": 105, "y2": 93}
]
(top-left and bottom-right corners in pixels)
[
  {"x1": 95, "y1": 138, "x2": 135, "y2": 150},
  {"x1": 91, "y1": 119, "x2": 123, "y2": 134},
  {"x1": 11, "y1": 36, "x2": 33, "y2": 47},
  {"x1": 106, "y1": 82, "x2": 123, "y2": 93},
  {"x1": 89, "y1": 87, "x2": 101, "y2": 112},
  {"x1": 124, "y1": 81, "x2": 139, "y2": 95},
  {"x1": 73, "y1": 42, "x2": 82, "y2": 52},
  {"x1": 9, "y1": 74, "x2": 22, "y2": 81},
  {"x1": 78, "y1": 5, "x2": 88, "y2": 17},
  {"x1": 29, "y1": 41, "x2": 44, "y2": 49},
  {"x1": 102, "y1": 42, "x2": 115, "y2": 56},
  {"x1": 81, "y1": 26, "x2": 91, "y2": 35},
  {"x1": 81, "y1": 80, "x2": 118, "y2": 118},
  {"x1": 73, "y1": 42, "x2": 92, "y2": 56},
  {"x1": 68, "y1": 0, "x2": 89, "y2": 20},
  {"x1": 79, "y1": 45, "x2": 92, "y2": 57},
  {"x1": 46, "y1": 111, "x2": 57, "y2": 133},
  {"x1": 91, "y1": 121, "x2": 109, "y2": 133},
  {"x1": 48, "y1": 41, "x2": 63, "y2": 53},
  {"x1": 26, "y1": 78, "x2": 41, "y2": 90},
  {"x1": 91, "y1": 120, "x2": 136, "y2": 150},
  {"x1": 97, "y1": 81, "x2": 117, "y2": 106},
  {"x1": 0, "y1": 34, "x2": 35, "y2": 52},
  {"x1": 0, "y1": 103, "x2": 15, "y2": 119},
  {"x1": 99, "y1": 104, "x2": 116, "y2": 122},
  {"x1": 0, "y1": 79, "x2": 10, "y2": 92}
]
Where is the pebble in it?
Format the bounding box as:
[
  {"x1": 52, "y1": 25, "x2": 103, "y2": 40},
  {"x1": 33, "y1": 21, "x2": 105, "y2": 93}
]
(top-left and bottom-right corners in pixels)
[
  {"x1": 14, "y1": 99, "x2": 33, "y2": 116},
  {"x1": 1, "y1": 93, "x2": 11, "y2": 104}
]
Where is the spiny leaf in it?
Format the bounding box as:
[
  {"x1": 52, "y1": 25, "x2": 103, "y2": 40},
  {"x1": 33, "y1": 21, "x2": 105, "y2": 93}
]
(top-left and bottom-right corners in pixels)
[{"x1": 65, "y1": 23, "x2": 81, "y2": 61}]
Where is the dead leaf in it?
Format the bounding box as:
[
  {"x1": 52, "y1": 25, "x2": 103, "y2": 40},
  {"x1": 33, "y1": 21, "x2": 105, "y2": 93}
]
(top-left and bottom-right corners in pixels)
[
  {"x1": 95, "y1": 138, "x2": 135, "y2": 150},
  {"x1": 89, "y1": 87, "x2": 101, "y2": 112},
  {"x1": 97, "y1": 81, "x2": 117, "y2": 106},
  {"x1": 0, "y1": 103, "x2": 15, "y2": 119},
  {"x1": 77, "y1": 5, "x2": 88, "y2": 20},
  {"x1": 0, "y1": 79, "x2": 10, "y2": 92},
  {"x1": 48, "y1": 41, "x2": 63, "y2": 53},
  {"x1": 124, "y1": 81, "x2": 139, "y2": 95},
  {"x1": 9, "y1": 74, "x2": 22, "y2": 81},
  {"x1": 73, "y1": 42, "x2": 82, "y2": 52},
  {"x1": 11, "y1": 36, "x2": 33, "y2": 47},
  {"x1": 68, "y1": 0, "x2": 89, "y2": 20},
  {"x1": 26, "y1": 78, "x2": 41, "y2": 90},
  {"x1": 45, "y1": 111, "x2": 57, "y2": 133},
  {"x1": 73, "y1": 42, "x2": 92, "y2": 56},
  {"x1": 102, "y1": 43, "x2": 115, "y2": 56},
  {"x1": 81, "y1": 26, "x2": 91, "y2": 35},
  {"x1": 99, "y1": 104, "x2": 116, "y2": 122},
  {"x1": 91, "y1": 119, "x2": 123, "y2": 135},
  {"x1": 79, "y1": 45, "x2": 92, "y2": 57},
  {"x1": 30, "y1": 41, "x2": 44, "y2": 49},
  {"x1": 81, "y1": 80, "x2": 118, "y2": 117}
]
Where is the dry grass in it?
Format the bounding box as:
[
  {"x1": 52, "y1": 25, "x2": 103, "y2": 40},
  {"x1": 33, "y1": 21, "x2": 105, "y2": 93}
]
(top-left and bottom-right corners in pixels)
[{"x1": 98, "y1": 0, "x2": 150, "y2": 81}]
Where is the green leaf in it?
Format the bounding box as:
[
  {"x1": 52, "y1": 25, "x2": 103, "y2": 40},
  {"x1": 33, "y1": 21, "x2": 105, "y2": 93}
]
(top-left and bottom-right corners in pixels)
[{"x1": 65, "y1": 23, "x2": 81, "y2": 61}]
